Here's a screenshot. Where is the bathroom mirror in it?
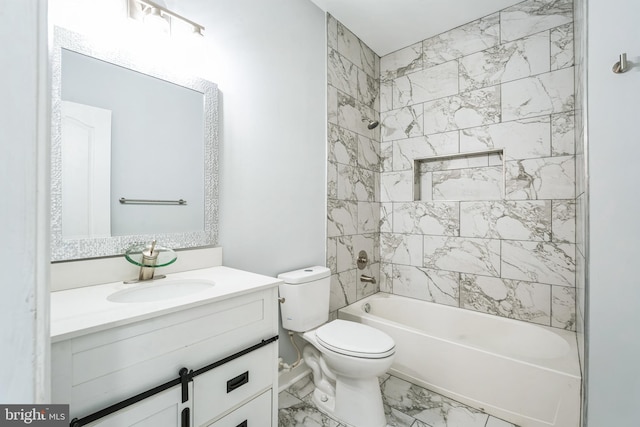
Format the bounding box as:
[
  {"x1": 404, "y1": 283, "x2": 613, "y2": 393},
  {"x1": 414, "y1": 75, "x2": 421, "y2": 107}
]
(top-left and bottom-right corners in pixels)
[{"x1": 51, "y1": 27, "x2": 218, "y2": 261}]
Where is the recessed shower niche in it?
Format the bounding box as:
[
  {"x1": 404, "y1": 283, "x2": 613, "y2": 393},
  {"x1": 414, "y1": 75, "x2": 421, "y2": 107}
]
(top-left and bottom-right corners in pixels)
[{"x1": 413, "y1": 149, "x2": 505, "y2": 201}]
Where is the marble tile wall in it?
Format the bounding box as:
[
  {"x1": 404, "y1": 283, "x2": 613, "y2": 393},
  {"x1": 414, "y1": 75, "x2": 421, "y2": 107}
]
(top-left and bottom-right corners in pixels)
[
  {"x1": 326, "y1": 14, "x2": 381, "y2": 318},
  {"x1": 573, "y1": 0, "x2": 587, "y2": 411},
  {"x1": 378, "y1": 0, "x2": 577, "y2": 330},
  {"x1": 417, "y1": 152, "x2": 504, "y2": 201}
]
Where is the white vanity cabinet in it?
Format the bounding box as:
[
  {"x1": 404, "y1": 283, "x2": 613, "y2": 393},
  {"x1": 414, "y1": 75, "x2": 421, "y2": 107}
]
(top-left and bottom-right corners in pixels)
[
  {"x1": 76, "y1": 385, "x2": 189, "y2": 427},
  {"x1": 202, "y1": 390, "x2": 272, "y2": 427},
  {"x1": 51, "y1": 269, "x2": 280, "y2": 427},
  {"x1": 192, "y1": 344, "x2": 276, "y2": 426}
]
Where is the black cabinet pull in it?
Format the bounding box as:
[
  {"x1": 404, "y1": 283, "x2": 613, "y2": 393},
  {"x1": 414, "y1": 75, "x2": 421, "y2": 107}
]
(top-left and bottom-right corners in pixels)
[
  {"x1": 181, "y1": 408, "x2": 190, "y2": 427},
  {"x1": 226, "y1": 371, "x2": 249, "y2": 393},
  {"x1": 66, "y1": 336, "x2": 278, "y2": 427},
  {"x1": 179, "y1": 368, "x2": 190, "y2": 403},
  {"x1": 235, "y1": 421, "x2": 247, "y2": 427}
]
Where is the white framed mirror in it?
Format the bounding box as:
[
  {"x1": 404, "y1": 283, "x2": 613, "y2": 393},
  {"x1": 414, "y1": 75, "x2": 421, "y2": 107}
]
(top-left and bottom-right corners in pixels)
[{"x1": 51, "y1": 26, "x2": 218, "y2": 261}]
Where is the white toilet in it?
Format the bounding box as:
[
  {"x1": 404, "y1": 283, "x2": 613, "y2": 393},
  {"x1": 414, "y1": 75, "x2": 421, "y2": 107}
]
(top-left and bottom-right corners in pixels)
[{"x1": 278, "y1": 266, "x2": 395, "y2": 427}]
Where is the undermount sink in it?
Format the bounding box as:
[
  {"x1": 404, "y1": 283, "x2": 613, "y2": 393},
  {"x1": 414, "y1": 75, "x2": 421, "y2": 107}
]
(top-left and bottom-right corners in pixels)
[{"x1": 107, "y1": 279, "x2": 215, "y2": 303}]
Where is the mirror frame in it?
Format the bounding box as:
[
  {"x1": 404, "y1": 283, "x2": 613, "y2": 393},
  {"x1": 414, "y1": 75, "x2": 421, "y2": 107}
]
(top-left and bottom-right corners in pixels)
[{"x1": 51, "y1": 26, "x2": 218, "y2": 261}]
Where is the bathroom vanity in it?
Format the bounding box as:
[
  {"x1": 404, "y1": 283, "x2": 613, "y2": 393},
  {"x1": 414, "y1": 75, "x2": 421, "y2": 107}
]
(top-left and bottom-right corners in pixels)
[
  {"x1": 50, "y1": 266, "x2": 280, "y2": 427},
  {"x1": 47, "y1": 23, "x2": 277, "y2": 426},
  {"x1": 47, "y1": 22, "x2": 264, "y2": 426}
]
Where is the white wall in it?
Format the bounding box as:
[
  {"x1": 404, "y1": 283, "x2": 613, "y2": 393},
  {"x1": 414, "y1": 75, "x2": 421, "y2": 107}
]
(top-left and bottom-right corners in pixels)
[
  {"x1": 586, "y1": 0, "x2": 640, "y2": 424},
  {"x1": 0, "y1": 0, "x2": 50, "y2": 403},
  {"x1": 172, "y1": 0, "x2": 327, "y2": 278},
  {"x1": 167, "y1": 0, "x2": 327, "y2": 362}
]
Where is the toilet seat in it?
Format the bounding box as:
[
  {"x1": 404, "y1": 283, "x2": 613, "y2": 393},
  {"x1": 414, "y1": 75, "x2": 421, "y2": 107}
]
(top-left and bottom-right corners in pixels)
[{"x1": 315, "y1": 320, "x2": 395, "y2": 359}]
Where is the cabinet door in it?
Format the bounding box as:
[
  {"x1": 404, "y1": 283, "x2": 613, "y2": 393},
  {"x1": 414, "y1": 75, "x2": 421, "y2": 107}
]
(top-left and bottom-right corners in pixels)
[
  {"x1": 85, "y1": 385, "x2": 190, "y2": 427},
  {"x1": 205, "y1": 390, "x2": 271, "y2": 427},
  {"x1": 53, "y1": 289, "x2": 277, "y2": 418},
  {"x1": 193, "y1": 344, "x2": 276, "y2": 426}
]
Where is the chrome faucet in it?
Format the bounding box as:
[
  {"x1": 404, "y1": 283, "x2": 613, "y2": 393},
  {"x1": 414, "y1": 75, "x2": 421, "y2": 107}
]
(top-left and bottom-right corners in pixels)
[
  {"x1": 360, "y1": 274, "x2": 376, "y2": 284},
  {"x1": 123, "y1": 240, "x2": 176, "y2": 284},
  {"x1": 138, "y1": 240, "x2": 159, "y2": 281}
]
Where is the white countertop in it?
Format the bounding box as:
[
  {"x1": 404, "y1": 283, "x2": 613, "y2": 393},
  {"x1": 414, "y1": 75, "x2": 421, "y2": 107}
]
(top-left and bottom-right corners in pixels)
[{"x1": 50, "y1": 266, "x2": 281, "y2": 343}]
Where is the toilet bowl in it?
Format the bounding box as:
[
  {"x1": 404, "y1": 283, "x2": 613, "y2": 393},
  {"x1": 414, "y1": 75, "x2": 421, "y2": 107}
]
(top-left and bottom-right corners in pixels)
[
  {"x1": 301, "y1": 320, "x2": 395, "y2": 427},
  {"x1": 278, "y1": 267, "x2": 395, "y2": 427}
]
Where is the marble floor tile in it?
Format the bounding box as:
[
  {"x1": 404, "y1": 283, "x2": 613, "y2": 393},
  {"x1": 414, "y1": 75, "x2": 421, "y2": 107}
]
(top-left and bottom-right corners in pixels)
[
  {"x1": 279, "y1": 391, "x2": 304, "y2": 410},
  {"x1": 278, "y1": 391, "x2": 345, "y2": 427},
  {"x1": 279, "y1": 374, "x2": 521, "y2": 427},
  {"x1": 285, "y1": 374, "x2": 315, "y2": 400},
  {"x1": 382, "y1": 376, "x2": 489, "y2": 427}
]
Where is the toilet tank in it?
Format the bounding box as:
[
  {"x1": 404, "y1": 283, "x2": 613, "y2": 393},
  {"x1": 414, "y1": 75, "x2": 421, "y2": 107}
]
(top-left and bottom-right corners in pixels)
[{"x1": 277, "y1": 266, "x2": 331, "y2": 332}]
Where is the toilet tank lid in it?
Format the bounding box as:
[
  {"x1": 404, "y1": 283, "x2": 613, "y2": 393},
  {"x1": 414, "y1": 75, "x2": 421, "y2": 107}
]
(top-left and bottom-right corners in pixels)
[{"x1": 277, "y1": 266, "x2": 330, "y2": 284}]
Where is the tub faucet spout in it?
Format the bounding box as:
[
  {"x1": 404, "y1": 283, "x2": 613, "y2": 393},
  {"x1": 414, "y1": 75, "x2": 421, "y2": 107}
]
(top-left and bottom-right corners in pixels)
[{"x1": 360, "y1": 274, "x2": 376, "y2": 284}]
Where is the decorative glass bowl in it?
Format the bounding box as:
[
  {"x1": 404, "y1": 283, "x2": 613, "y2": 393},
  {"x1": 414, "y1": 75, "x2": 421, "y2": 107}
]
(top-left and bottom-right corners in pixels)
[{"x1": 124, "y1": 243, "x2": 177, "y2": 268}]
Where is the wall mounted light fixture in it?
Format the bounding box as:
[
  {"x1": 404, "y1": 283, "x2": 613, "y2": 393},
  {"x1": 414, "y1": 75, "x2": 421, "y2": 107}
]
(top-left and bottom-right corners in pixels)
[{"x1": 127, "y1": 0, "x2": 204, "y2": 36}]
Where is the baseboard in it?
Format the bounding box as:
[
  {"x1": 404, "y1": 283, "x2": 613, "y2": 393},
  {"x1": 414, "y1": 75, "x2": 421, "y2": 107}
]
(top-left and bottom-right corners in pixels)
[{"x1": 278, "y1": 360, "x2": 310, "y2": 393}]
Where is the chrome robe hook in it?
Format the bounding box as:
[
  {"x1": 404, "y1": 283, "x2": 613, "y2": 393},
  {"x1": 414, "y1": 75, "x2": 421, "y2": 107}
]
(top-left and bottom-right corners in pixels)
[{"x1": 613, "y1": 53, "x2": 629, "y2": 74}]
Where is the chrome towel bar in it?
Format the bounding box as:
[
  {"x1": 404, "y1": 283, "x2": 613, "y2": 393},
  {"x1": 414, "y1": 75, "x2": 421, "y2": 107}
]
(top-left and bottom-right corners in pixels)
[{"x1": 119, "y1": 197, "x2": 187, "y2": 205}]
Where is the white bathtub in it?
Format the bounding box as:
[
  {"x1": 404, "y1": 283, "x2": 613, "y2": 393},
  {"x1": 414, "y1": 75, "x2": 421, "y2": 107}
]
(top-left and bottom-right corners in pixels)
[{"x1": 338, "y1": 293, "x2": 581, "y2": 427}]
